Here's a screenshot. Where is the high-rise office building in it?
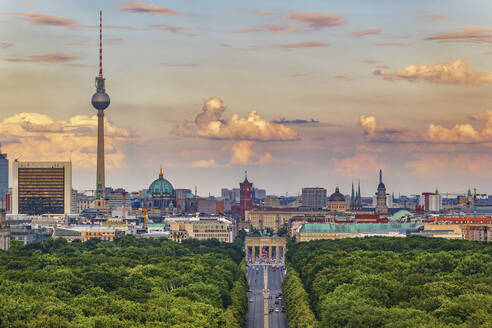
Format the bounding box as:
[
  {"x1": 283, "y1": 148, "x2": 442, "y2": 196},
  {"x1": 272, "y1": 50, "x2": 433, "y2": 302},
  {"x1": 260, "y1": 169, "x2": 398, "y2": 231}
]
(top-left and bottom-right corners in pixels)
[
  {"x1": 302, "y1": 187, "x2": 327, "y2": 210},
  {"x1": 0, "y1": 145, "x2": 8, "y2": 201},
  {"x1": 12, "y1": 161, "x2": 72, "y2": 215}
]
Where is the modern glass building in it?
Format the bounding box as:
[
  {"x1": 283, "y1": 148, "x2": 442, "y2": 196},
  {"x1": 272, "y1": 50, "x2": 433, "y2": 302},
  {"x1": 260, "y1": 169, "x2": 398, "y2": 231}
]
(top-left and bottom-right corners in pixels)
[
  {"x1": 12, "y1": 161, "x2": 72, "y2": 215},
  {"x1": 0, "y1": 149, "x2": 8, "y2": 201}
]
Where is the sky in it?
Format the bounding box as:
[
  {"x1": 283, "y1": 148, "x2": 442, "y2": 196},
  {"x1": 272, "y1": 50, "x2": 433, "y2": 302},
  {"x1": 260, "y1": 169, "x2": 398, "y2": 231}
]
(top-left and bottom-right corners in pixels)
[{"x1": 2, "y1": 0, "x2": 492, "y2": 197}]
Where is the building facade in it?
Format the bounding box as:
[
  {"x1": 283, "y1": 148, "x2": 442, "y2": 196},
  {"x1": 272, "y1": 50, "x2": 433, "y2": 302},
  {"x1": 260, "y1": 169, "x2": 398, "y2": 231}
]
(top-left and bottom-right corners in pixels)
[
  {"x1": 419, "y1": 191, "x2": 442, "y2": 212},
  {"x1": 375, "y1": 169, "x2": 388, "y2": 215},
  {"x1": 0, "y1": 209, "x2": 9, "y2": 250},
  {"x1": 166, "y1": 217, "x2": 235, "y2": 243},
  {"x1": 0, "y1": 146, "x2": 8, "y2": 202},
  {"x1": 328, "y1": 186, "x2": 347, "y2": 212},
  {"x1": 302, "y1": 187, "x2": 327, "y2": 210},
  {"x1": 12, "y1": 161, "x2": 72, "y2": 215},
  {"x1": 247, "y1": 209, "x2": 328, "y2": 232}
]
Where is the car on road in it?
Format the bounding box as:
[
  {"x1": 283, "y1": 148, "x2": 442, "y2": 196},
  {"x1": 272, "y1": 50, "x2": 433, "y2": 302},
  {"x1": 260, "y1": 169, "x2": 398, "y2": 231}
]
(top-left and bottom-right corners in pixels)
[
  {"x1": 275, "y1": 300, "x2": 279, "y2": 304},
  {"x1": 249, "y1": 299, "x2": 254, "y2": 303},
  {"x1": 275, "y1": 308, "x2": 280, "y2": 313}
]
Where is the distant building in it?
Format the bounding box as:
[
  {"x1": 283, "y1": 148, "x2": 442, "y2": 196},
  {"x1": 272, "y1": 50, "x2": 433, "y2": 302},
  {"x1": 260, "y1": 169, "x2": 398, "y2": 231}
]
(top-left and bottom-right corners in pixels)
[
  {"x1": 350, "y1": 181, "x2": 362, "y2": 209},
  {"x1": 144, "y1": 167, "x2": 176, "y2": 218},
  {"x1": 53, "y1": 225, "x2": 126, "y2": 242},
  {"x1": 375, "y1": 169, "x2": 388, "y2": 215},
  {"x1": 302, "y1": 187, "x2": 327, "y2": 210},
  {"x1": 240, "y1": 172, "x2": 253, "y2": 220},
  {"x1": 419, "y1": 191, "x2": 442, "y2": 212},
  {"x1": 0, "y1": 145, "x2": 8, "y2": 202},
  {"x1": 12, "y1": 161, "x2": 72, "y2": 215},
  {"x1": 253, "y1": 188, "x2": 266, "y2": 201},
  {"x1": 0, "y1": 209, "x2": 9, "y2": 250},
  {"x1": 264, "y1": 195, "x2": 280, "y2": 207},
  {"x1": 197, "y1": 198, "x2": 225, "y2": 215},
  {"x1": 296, "y1": 222, "x2": 418, "y2": 242},
  {"x1": 328, "y1": 186, "x2": 347, "y2": 212},
  {"x1": 166, "y1": 216, "x2": 235, "y2": 243},
  {"x1": 462, "y1": 225, "x2": 491, "y2": 242},
  {"x1": 247, "y1": 209, "x2": 329, "y2": 232}
]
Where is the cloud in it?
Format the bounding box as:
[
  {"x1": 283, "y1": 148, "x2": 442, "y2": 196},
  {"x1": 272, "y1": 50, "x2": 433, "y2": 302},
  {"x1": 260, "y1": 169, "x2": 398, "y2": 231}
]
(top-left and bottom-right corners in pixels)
[
  {"x1": 284, "y1": 12, "x2": 345, "y2": 29},
  {"x1": 174, "y1": 97, "x2": 298, "y2": 141},
  {"x1": 360, "y1": 110, "x2": 492, "y2": 145},
  {"x1": 334, "y1": 153, "x2": 385, "y2": 177},
  {"x1": 375, "y1": 59, "x2": 492, "y2": 85},
  {"x1": 483, "y1": 51, "x2": 492, "y2": 55},
  {"x1": 376, "y1": 65, "x2": 391, "y2": 69},
  {"x1": 0, "y1": 113, "x2": 135, "y2": 169},
  {"x1": 152, "y1": 24, "x2": 198, "y2": 37},
  {"x1": 5, "y1": 52, "x2": 81, "y2": 63},
  {"x1": 271, "y1": 118, "x2": 319, "y2": 124},
  {"x1": 416, "y1": 11, "x2": 445, "y2": 22},
  {"x1": 374, "y1": 42, "x2": 409, "y2": 47},
  {"x1": 425, "y1": 28, "x2": 492, "y2": 41},
  {"x1": 351, "y1": 29, "x2": 381, "y2": 37},
  {"x1": 359, "y1": 115, "x2": 405, "y2": 141},
  {"x1": 118, "y1": 1, "x2": 180, "y2": 15},
  {"x1": 363, "y1": 59, "x2": 380, "y2": 64},
  {"x1": 230, "y1": 140, "x2": 273, "y2": 165},
  {"x1": 234, "y1": 25, "x2": 299, "y2": 34},
  {"x1": 164, "y1": 63, "x2": 200, "y2": 68},
  {"x1": 1, "y1": 12, "x2": 78, "y2": 28},
  {"x1": 273, "y1": 42, "x2": 329, "y2": 49},
  {"x1": 359, "y1": 115, "x2": 377, "y2": 137},
  {"x1": 0, "y1": 42, "x2": 13, "y2": 49},
  {"x1": 258, "y1": 10, "x2": 273, "y2": 16},
  {"x1": 186, "y1": 159, "x2": 220, "y2": 168}
]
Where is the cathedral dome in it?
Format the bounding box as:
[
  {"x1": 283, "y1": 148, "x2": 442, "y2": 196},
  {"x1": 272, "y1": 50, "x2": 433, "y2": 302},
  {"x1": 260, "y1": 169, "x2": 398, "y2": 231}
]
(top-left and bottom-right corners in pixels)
[
  {"x1": 329, "y1": 186, "x2": 345, "y2": 202},
  {"x1": 147, "y1": 168, "x2": 174, "y2": 198}
]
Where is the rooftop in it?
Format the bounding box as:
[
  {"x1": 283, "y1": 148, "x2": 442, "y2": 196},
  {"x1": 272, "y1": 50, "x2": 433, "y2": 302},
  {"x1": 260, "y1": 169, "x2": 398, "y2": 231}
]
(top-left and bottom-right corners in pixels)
[{"x1": 300, "y1": 222, "x2": 420, "y2": 234}]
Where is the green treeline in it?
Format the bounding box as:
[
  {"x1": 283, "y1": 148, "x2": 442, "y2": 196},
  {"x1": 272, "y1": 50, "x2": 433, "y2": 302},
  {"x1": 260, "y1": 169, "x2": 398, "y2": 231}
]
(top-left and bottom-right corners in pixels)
[
  {"x1": 0, "y1": 236, "x2": 248, "y2": 328},
  {"x1": 287, "y1": 237, "x2": 492, "y2": 328},
  {"x1": 282, "y1": 267, "x2": 319, "y2": 328}
]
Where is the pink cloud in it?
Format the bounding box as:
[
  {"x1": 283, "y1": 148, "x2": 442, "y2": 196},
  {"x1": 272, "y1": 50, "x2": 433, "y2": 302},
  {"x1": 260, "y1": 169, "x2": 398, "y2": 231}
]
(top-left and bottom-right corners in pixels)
[
  {"x1": 1, "y1": 12, "x2": 78, "y2": 28},
  {"x1": 234, "y1": 25, "x2": 299, "y2": 34},
  {"x1": 284, "y1": 12, "x2": 345, "y2": 29},
  {"x1": 375, "y1": 58, "x2": 492, "y2": 85},
  {"x1": 0, "y1": 42, "x2": 13, "y2": 49},
  {"x1": 374, "y1": 42, "x2": 410, "y2": 47},
  {"x1": 376, "y1": 65, "x2": 391, "y2": 69},
  {"x1": 335, "y1": 153, "x2": 385, "y2": 177},
  {"x1": 416, "y1": 11, "x2": 445, "y2": 22},
  {"x1": 273, "y1": 42, "x2": 329, "y2": 49},
  {"x1": 5, "y1": 52, "x2": 81, "y2": 63},
  {"x1": 351, "y1": 29, "x2": 382, "y2": 37},
  {"x1": 118, "y1": 1, "x2": 180, "y2": 15},
  {"x1": 483, "y1": 51, "x2": 492, "y2": 55},
  {"x1": 152, "y1": 24, "x2": 198, "y2": 37},
  {"x1": 425, "y1": 28, "x2": 492, "y2": 41},
  {"x1": 258, "y1": 10, "x2": 273, "y2": 16},
  {"x1": 363, "y1": 59, "x2": 380, "y2": 64}
]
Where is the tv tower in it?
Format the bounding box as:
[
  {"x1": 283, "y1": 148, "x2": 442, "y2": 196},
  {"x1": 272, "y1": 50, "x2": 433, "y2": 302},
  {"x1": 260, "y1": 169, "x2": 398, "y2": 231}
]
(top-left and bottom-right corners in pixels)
[{"x1": 91, "y1": 10, "x2": 110, "y2": 200}]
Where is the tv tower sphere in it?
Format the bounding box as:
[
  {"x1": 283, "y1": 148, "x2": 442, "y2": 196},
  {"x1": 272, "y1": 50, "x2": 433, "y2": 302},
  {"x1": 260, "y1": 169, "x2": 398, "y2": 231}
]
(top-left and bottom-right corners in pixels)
[{"x1": 92, "y1": 82, "x2": 110, "y2": 110}]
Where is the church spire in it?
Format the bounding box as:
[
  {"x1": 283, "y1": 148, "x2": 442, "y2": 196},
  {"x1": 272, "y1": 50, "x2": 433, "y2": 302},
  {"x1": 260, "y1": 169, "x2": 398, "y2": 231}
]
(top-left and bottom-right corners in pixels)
[
  {"x1": 357, "y1": 179, "x2": 361, "y2": 206},
  {"x1": 379, "y1": 169, "x2": 383, "y2": 184},
  {"x1": 351, "y1": 181, "x2": 355, "y2": 207}
]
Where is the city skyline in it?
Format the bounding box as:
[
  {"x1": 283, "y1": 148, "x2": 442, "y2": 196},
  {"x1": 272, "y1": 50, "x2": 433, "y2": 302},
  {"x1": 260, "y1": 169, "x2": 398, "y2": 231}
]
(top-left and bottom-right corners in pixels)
[{"x1": 2, "y1": 0, "x2": 492, "y2": 195}]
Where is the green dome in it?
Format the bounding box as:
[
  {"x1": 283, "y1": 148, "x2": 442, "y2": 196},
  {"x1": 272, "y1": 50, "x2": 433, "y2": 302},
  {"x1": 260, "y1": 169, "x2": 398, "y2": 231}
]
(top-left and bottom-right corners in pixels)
[
  {"x1": 186, "y1": 192, "x2": 195, "y2": 199},
  {"x1": 147, "y1": 168, "x2": 174, "y2": 197}
]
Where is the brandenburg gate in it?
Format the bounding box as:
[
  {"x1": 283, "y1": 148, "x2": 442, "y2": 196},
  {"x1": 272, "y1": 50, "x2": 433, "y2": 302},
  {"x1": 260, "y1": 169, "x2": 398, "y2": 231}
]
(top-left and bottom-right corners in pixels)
[{"x1": 245, "y1": 237, "x2": 287, "y2": 264}]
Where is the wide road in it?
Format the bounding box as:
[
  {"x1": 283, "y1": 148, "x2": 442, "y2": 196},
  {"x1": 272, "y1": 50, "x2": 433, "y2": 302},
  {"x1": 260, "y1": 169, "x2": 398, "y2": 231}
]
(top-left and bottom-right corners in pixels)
[{"x1": 246, "y1": 264, "x2": 288, "y2": 328}]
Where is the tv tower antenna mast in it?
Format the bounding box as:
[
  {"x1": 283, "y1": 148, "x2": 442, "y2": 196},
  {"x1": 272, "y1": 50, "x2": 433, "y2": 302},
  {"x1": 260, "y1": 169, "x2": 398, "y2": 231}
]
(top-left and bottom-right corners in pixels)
[{"x1": 92, "y1": 10, "x2": 110, "y2": 202}]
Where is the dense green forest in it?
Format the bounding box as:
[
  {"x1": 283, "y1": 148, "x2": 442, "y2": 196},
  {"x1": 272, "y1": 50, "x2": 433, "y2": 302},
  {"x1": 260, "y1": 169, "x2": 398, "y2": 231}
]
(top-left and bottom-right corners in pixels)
[
  {"x1": 0, "y1": 236, "x2": 248, "y2": 328},
  {"x1": 286, "y1": 237, "x2": 492, "y2": 328}
]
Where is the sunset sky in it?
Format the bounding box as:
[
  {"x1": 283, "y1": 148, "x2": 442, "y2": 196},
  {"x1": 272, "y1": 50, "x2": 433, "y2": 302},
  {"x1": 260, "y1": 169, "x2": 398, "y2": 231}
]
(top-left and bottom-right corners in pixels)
[{"x1": 2, "y1": 0, "x2": 492, "y2": 197}]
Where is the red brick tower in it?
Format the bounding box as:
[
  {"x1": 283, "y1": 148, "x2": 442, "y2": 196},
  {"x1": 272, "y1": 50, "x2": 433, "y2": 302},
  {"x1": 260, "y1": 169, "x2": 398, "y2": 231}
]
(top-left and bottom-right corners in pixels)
[{"x1": 240, "y1": 171, "x2": 253, "y2": 220}]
